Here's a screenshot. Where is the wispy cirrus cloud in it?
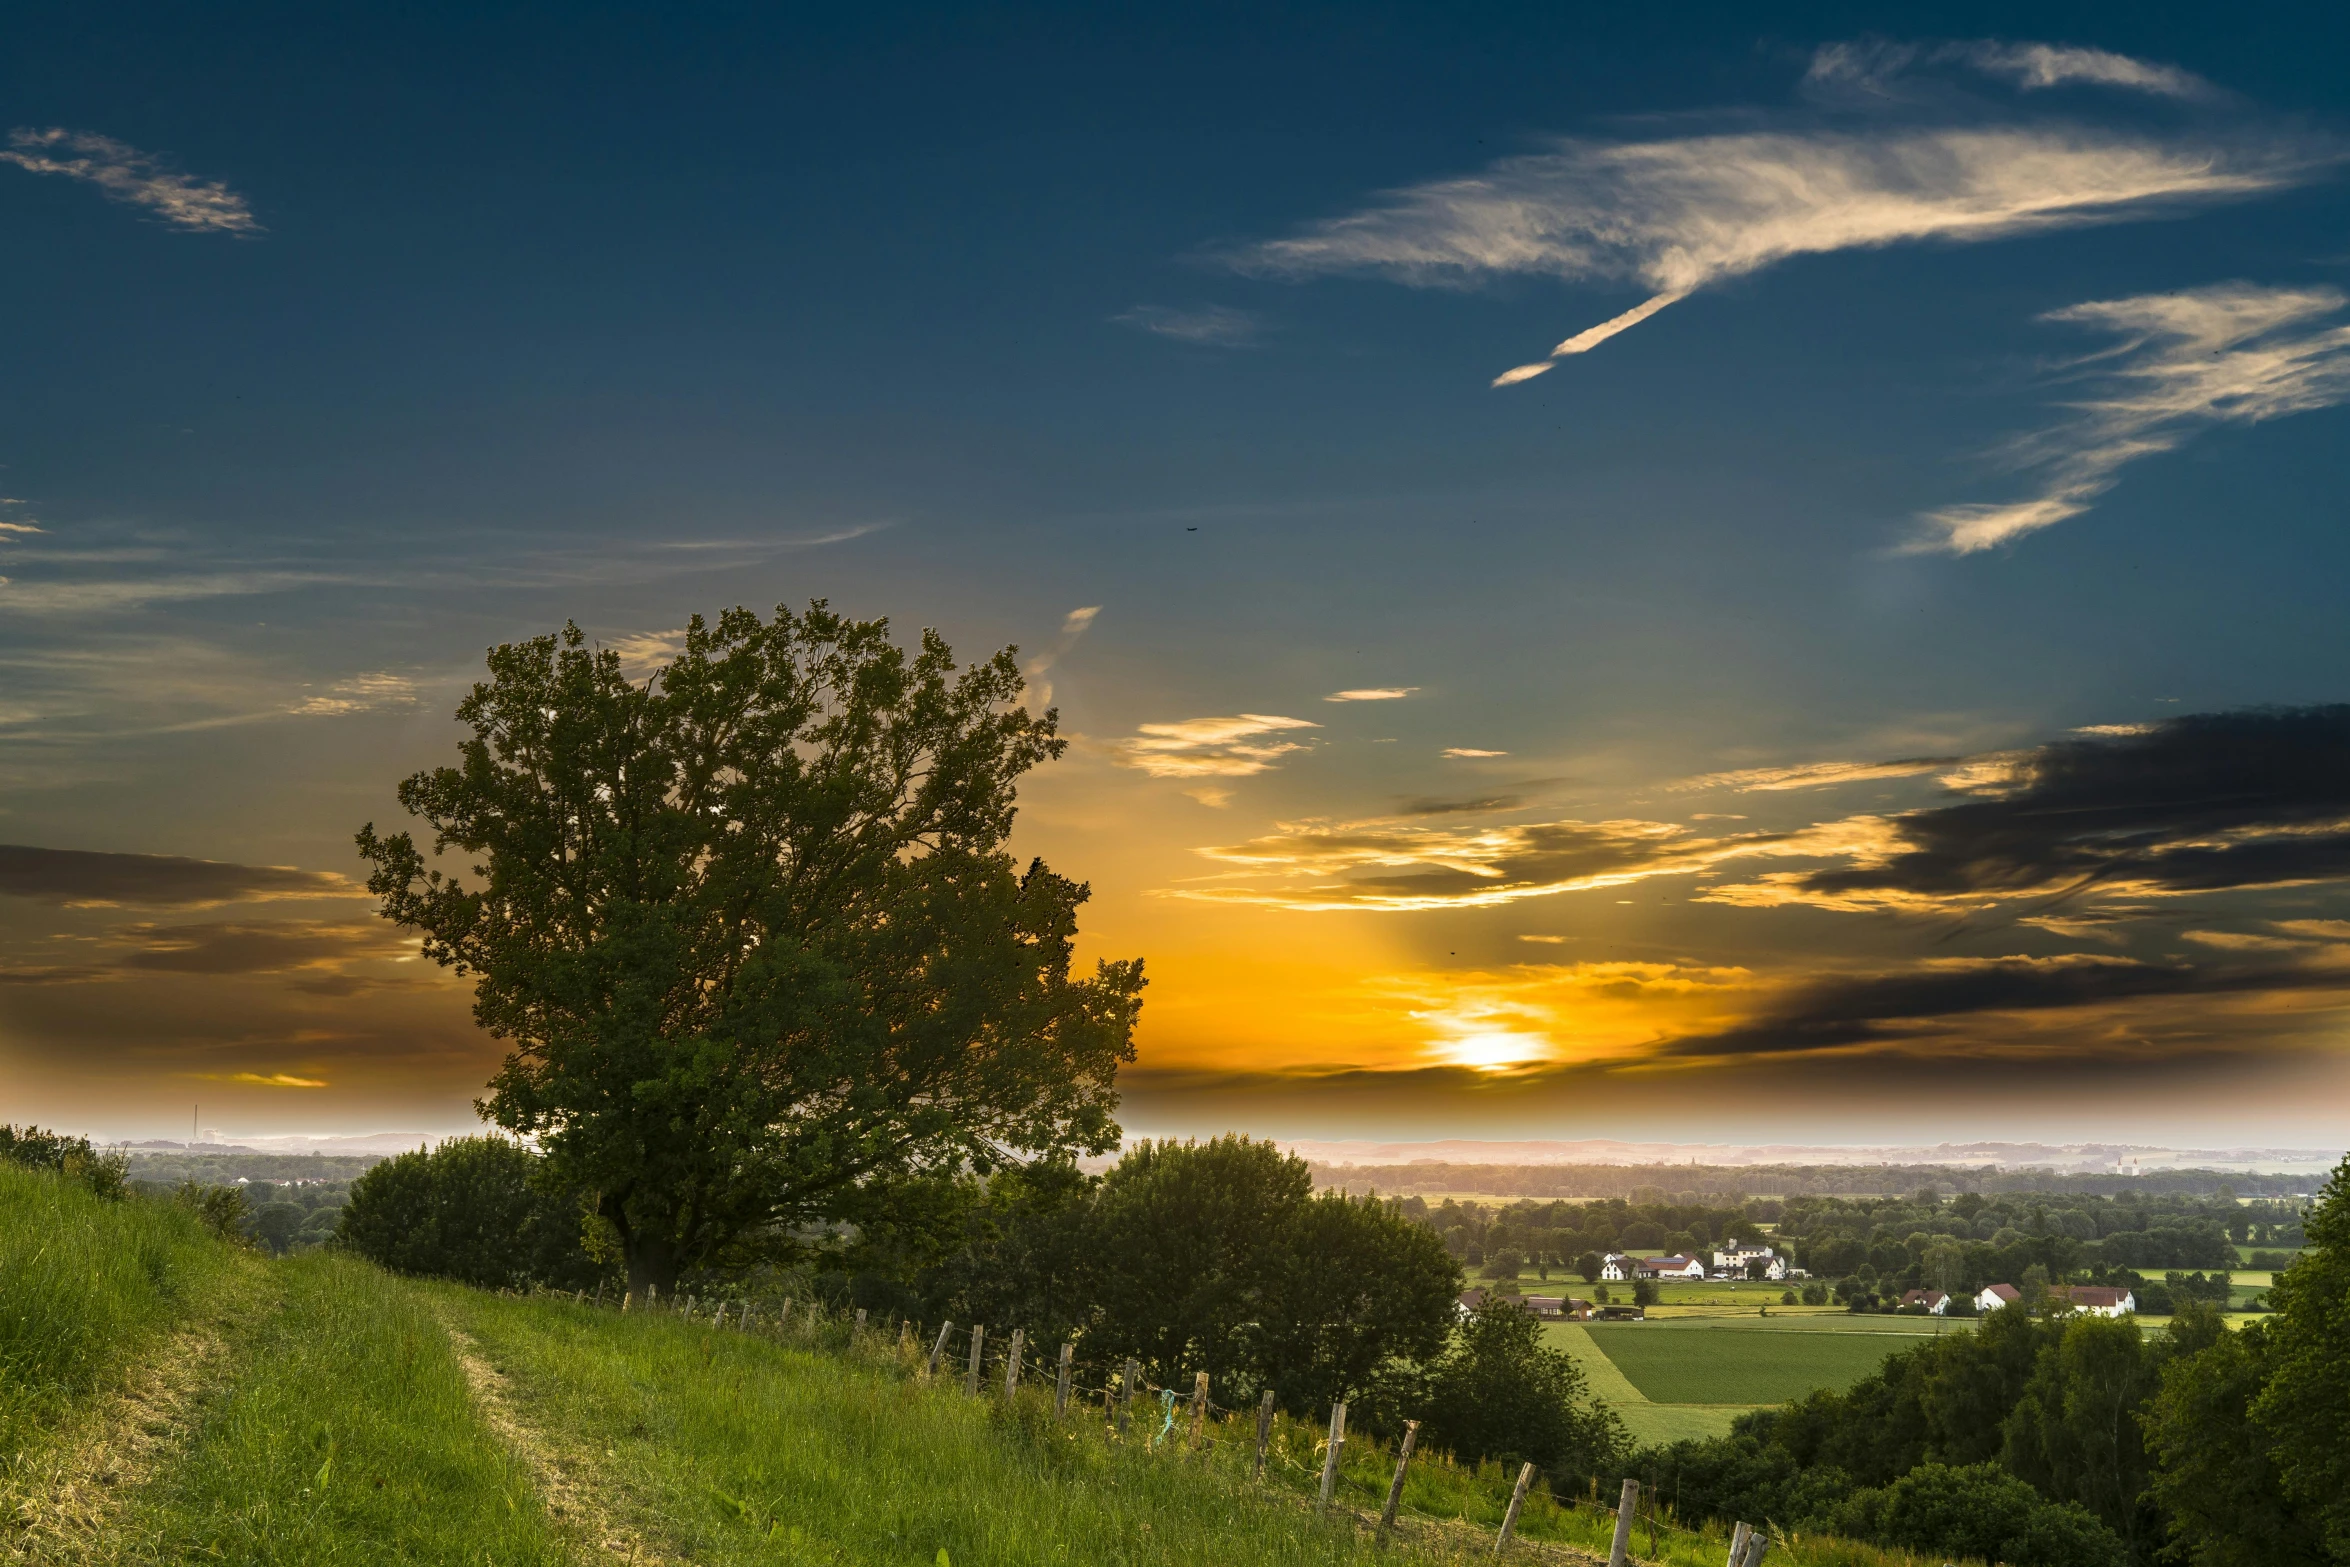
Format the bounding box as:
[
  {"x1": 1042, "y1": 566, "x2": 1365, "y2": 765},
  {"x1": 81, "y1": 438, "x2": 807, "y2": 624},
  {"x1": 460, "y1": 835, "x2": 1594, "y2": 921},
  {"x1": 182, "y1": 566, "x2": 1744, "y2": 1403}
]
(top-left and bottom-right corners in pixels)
[
  {"x1": 0, "y1": 128, "x2": 259, "y2": 233},
  {"x1": 1441, "y1": 747, "x2": 1507, "y2": 758},
  {"x1": 1807, "y1": 40, "x2": 2217, "y2": 103},
  {"x1": 1173, "y1": 815, "x2": 1793, "y2": 911},
  {"x1": 1679, "y1": 755, "x2": 1959, "y2": 792},
  {"x1": 1118, "y1": 713, "x2": 1321, "y2": 778},
  {"x1": 1916, "y1": 283, "x2": 2350, "y2": 551},
  {"x1": 287, "y1": 672, "x2": 420, "y2": 717},
  {"x1": 1233, "y1": 42, "x2": 2325, "y2": 384},
  {"x1": 1023, "y1": 606, "x2": 1102, "y2": 709},
  {"x1": 1325, "y1": 687, "x2": 1416, "y2": 702},
  {"x1": 1115, "y1": 304, "x2": 1261, "y2": 346}
]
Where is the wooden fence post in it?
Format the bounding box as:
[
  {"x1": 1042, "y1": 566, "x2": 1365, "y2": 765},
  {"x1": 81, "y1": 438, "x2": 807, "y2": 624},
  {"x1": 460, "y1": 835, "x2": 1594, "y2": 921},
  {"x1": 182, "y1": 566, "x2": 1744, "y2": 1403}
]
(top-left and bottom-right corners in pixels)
[
  {"x1": 927, "y1": 1321, "x2": 953, "y2": 1380},
  {"x1": 1739, "y1": 1532, "x2": 1771, "y2": 1567},
  {"x1": 1253, "y1": 1389, "x2": 1275, "y2": 1479},
  {"x1": 1117, "y1": 1359, "x2": 1139, "y2": 1437},
  {"x1": 854, "y1": 1307, "x2": 869, "y2": 1338},
  {"x1": 1317, "y1": 1402, "x2": 1347, "y2": 1510},
  {"x1": 593, "y1": 1281, "x2": 604, "y2": 1307},
  {"x1": 1379, "y1": 1419, "x2": 1420, "y2": 1536},
  {"x1": 1607, "y1": 1478, "x2": 1639, "y2": 1567},
  {"x1": 622, "y1": 1290, "x2": 634, "y2": 1313},
  {"x1": 778, "y1": 1297, "x2": 792, "y2": 1331},
  {"x1": 1495, "y1": 1462, "x2": 1536, "y2": 1555},
  {"x1": 1004, "y1": 1329, "x2": 1025, "y2": 1400},
  {"x1": 898, "y1": 1320, "x2": 912, "y2": 1354},
  {"x1": 1053, "y1": 1343, "x2": 1073, "y2": 1419},
  {"x1": 1187, "y1": 1371, "x2": 1208, "y2": 1450},
  {"x1": 965, "y1": 1325, "x2": 987, "y2": 1396},
  {"x1": 1726, "y1": 1520, "x2": 1751, "y2": 1567}
]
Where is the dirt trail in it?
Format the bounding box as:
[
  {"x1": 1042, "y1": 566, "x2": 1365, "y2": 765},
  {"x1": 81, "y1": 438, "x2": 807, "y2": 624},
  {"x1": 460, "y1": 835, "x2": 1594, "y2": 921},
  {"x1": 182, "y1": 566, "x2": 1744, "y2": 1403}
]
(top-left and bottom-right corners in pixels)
[
  {"x1": 437, "y1": 1315, "x2": 675, "y2": 1565},
  {"x1": 0, "y1": 1319, "x2": 235, "y2": 1565}
]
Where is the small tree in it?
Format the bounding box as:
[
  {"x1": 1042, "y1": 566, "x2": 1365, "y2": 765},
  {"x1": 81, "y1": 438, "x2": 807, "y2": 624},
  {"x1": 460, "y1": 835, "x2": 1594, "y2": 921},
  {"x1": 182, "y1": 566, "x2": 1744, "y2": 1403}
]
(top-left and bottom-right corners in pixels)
[
  {"x1": 1574, "y1": 1250, "x2": 1602, "y2": 1283},
  {"x1": 359, "y1": 606, "x2": 1144, "y2": 1297},
  {"x1": 339, "y1": 1136, "x2": 609, "y2": 1290},
  {"x1": 1417, "y1": 1298, "x2": 1623, "y2": 1479}
]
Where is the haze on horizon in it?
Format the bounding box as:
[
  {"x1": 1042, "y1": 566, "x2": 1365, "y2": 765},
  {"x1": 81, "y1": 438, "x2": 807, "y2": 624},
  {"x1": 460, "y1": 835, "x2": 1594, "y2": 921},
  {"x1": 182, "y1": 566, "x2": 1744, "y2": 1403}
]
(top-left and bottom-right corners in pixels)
[{"x1": 4, "y1": 4, "x2": 2350, "y2": 1151}]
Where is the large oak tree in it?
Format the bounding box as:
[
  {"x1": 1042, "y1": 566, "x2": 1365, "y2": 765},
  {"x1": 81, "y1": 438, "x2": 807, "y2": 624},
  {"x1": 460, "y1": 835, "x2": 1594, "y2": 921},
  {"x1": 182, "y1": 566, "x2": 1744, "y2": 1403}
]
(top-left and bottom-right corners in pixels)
[{"x1": 358, "y1": 604, "x2": 1143, "y2": 1297}]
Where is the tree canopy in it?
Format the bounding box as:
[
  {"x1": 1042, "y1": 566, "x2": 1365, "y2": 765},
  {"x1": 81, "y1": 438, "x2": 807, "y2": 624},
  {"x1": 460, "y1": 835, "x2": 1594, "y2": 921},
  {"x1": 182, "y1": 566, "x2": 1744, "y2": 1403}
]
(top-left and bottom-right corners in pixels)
[{"x1": 357, "y1": 604, "x2": 1144, "y2": 1296}]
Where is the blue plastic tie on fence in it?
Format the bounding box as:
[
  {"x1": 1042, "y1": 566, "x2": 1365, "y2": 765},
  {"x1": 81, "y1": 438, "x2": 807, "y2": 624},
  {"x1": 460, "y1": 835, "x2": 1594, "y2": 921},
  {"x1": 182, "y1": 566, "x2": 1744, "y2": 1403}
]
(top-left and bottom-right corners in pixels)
[{"x1": 1152, "y1": 1387, "x2": 1178, "y2": 1446}]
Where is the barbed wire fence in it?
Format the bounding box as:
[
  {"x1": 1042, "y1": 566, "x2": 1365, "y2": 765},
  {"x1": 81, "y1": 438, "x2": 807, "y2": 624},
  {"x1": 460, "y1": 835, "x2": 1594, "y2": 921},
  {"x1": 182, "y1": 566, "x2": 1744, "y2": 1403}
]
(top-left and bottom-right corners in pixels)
[{"x1": 517, "y1": 1280, "x2": 1797, "y2": 1567}]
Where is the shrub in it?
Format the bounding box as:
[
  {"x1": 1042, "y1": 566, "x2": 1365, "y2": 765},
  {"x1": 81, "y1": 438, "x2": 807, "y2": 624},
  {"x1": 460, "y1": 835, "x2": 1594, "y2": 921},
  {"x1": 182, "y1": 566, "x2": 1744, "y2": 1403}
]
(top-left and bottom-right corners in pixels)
[
  {"x1": 1838, "y1": 1461, "x2": 2128, "y2": 1567},
  {"x1": 1415, "y1": 1298, "x2": 1623, "y2": 1481},
  {"x1": 338, "y1": 1136, "x2": 608, "y2": 1291},
  {"x1": 0, "y1": 1123, "x2": 128, "y2": 1200}
]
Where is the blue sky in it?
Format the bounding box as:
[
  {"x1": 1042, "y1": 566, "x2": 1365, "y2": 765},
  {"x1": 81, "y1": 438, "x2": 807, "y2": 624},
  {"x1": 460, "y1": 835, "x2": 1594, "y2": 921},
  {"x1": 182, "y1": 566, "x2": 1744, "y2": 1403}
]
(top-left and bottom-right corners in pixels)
[{"x1": 4, "y1": 3, "x2": 2350, "y2": 1145}]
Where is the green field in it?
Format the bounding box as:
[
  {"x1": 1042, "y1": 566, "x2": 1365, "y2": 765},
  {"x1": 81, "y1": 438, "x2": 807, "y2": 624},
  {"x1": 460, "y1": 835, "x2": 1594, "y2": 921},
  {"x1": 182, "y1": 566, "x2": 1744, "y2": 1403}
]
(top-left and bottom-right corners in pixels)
[
  {"x1": 1583, "y1": 1322, "x2": 1929, "y2": 1406},
  {"x1": 1546, "y1": 1314, "x2": 1938, "y2": 1447}
]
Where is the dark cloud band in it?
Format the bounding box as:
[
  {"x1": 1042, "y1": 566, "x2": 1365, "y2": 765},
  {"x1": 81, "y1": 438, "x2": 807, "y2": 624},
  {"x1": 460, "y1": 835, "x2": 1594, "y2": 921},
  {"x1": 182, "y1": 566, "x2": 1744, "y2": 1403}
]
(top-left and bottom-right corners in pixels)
[{"x1": 0, "y1": 845, "x2": 352, "y2": 907}]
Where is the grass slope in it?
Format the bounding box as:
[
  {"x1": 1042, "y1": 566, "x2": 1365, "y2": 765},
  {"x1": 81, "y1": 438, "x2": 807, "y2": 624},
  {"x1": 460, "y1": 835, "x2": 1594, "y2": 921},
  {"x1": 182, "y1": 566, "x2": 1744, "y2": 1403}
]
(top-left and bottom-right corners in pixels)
[
  {"x1": 2, "y1": 1179, "x2": 1986, "y2": 1567},
  {"x1": 437, "y1": 1291, "x2": 1971, "y2": 1567},
  {"x1": 105, "y1": 1251, "x2": 570, "y2": 1566},
  {"x1": 0, "y1": 1165, "x2": 249, "y2": 1459}
]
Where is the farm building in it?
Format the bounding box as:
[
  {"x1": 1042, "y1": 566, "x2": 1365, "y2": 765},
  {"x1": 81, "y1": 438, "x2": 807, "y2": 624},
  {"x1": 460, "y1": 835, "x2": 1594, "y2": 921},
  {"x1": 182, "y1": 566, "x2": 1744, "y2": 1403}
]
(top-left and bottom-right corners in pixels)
[
  {"x1": 1599, "y1": 1253, "x2": 1637, "y2": 1281},
  {"x1": 1898, "y1": 1289, "x2": 1951, "y2": 1315},
  {"x1": 1457, "y1": 1289, "x2": 1592, "y2": 1320},
  {"x1": 1711, "y1": 1239, "x2": 1790, "y2": 1279},
  {"x1": 2049, "y1": 1285, "x2": 2135, "y2": 1317},
  {"x1": 1977, "y1": 1283, "x2": 2022, "y2": 1312},
  {"x1": 1646, "y1": 1254, "x2": 1708, "y2": 1279}
]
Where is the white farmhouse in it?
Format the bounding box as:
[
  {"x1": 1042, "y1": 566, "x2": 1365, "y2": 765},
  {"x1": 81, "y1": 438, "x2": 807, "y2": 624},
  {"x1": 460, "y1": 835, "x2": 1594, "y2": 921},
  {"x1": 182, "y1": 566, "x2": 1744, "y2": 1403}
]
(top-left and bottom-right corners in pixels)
[
  {"x1": 2049, "y1": 1285, "x2": 2135, "y2": 1318},
  {"x1": 1977, "y1": 1283, "x2": 2022, "y2": 1312},
  {"x1": 1599, "y1": 1252, "x2": 1637, "y2": 1281}
]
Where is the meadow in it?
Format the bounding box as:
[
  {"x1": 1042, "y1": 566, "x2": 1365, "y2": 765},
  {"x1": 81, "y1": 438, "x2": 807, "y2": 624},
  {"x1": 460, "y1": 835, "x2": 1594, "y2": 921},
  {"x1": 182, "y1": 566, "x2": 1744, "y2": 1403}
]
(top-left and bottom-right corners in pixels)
[
  {"x1": 1545, "y1": 1314, "x2": 1941, "y2": 1446},
  {"x1": 0, "y1": 1166, "x2": 1995, "y2": 1567}
]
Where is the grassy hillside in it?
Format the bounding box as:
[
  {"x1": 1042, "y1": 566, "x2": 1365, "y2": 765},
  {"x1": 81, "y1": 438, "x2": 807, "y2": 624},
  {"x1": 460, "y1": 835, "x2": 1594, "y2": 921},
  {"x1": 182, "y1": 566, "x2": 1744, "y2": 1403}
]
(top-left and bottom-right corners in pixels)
[
  {"x1": 0, "y1": 1163, "x2": 251, "y2": 1457},
  {"x1": 1, "y1": 1178, "x2": 1987, "y2": 1566}
]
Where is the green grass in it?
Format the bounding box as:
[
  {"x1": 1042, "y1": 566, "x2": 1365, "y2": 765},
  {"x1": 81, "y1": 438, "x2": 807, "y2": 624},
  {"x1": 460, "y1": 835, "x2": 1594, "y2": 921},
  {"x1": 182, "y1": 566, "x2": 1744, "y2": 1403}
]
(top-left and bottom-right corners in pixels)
[
  {"x1": 0, "y1": 1164, "x2": 251, "y2": 1459},
  {"x1": 106, "y1": 1252, "x2": 570, "y2": 1566},
  {"x1": 0, "y1": 1174, "x2": 1978, "y2": 1567},
  {"x1": 436, "y1": 1290, "x2": 1962, "y2": 1567},
  {"x1": 1583, "y1": 1323, "x2": 1917, "y2": 1407}
]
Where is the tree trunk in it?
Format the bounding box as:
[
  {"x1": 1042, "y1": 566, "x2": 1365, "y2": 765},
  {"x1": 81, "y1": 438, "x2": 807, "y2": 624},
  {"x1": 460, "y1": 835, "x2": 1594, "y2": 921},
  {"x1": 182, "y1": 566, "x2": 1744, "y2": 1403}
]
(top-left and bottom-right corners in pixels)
[{"x1": 625, "y1": 1233, "x2": 681, "y2": 1301}]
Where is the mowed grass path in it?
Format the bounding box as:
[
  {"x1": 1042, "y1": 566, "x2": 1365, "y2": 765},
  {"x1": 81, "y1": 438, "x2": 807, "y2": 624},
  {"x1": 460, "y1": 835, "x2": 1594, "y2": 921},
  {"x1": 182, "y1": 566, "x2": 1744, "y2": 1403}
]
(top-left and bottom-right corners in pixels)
[{"x1": 105, "y1": 1252, "x2": 571, "y2": 1566}]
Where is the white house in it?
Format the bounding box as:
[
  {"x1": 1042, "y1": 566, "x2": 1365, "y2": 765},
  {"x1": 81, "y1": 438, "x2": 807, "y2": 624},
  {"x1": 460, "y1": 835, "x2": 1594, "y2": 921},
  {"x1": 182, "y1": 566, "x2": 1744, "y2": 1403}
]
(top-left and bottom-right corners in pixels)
[
  {"x1": 1977, "y1": 1283, "x2": 2022, "y2": 1312},
  {"x1": 1648, "y1": 1254, "x2": 1708, "y2": 1279},
  {"x1": 2049, "y1": 1285, "x2": 2135, "y2": 1318},
  {"x1": 1599, "y1": 1253, "x2": 1637, "y2": 1281},
  {"x1": 1712, "y1": 1239, "x2": 1791, "y2": 1280},
  {"x1": 1899, "y1": 1289, "x2": 1950, "y2": 1315}
]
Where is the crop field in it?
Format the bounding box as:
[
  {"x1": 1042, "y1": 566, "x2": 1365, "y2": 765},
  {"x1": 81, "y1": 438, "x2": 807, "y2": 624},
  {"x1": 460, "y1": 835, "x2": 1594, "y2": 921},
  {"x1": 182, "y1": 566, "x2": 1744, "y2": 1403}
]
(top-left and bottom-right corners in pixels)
[
  {"x1": 1546, "y1": 1315, "x2": 1938, "y2": 1446},
  {"x1": 1582, "y1": 1322, "x2": 1926, "y2": 1406}
]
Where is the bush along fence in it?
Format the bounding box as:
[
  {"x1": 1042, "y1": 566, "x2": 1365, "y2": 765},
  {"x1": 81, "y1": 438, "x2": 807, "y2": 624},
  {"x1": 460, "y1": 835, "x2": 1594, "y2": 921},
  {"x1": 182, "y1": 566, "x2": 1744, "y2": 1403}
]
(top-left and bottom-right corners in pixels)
[{"x1": 524, "y1": 1281, "x2": 1989, "y2": 1567}]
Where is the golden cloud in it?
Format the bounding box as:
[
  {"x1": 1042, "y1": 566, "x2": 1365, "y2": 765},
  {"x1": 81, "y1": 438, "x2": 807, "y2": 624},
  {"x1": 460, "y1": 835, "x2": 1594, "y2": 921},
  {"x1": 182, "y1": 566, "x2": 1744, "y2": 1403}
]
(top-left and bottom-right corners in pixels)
[{"x1": 1117, "y1": 713, "x2": 1320, "y2": 778}]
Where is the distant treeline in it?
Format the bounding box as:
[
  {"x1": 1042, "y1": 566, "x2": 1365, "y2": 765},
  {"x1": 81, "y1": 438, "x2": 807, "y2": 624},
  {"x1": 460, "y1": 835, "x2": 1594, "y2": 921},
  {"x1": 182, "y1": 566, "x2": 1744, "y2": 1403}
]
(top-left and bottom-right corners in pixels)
[
  {"x1": 1311, "y1": 1161, "x2": 2321, "y2": 1201},
  {"x1": 125, "y1": 1151, "x2": 386, "y2": 1185}
]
